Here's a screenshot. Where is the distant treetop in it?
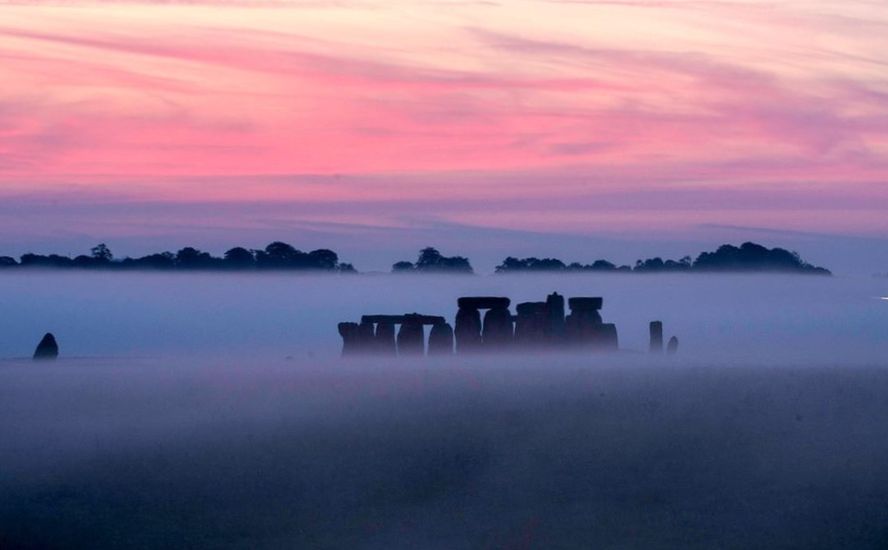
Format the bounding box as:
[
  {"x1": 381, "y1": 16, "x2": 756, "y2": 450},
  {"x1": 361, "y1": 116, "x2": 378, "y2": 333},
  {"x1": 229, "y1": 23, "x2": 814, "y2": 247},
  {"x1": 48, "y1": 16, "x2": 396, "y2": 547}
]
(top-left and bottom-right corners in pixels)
[
  {"x1": 1, "y1": 242, "x2": 357, "y2": 273},
  {"x1": 495, "y1": 242, "x2": 830, "y2": 275},
  {"x1": 0, "y1": 241, "x2": 831, "y2": 276},
  {"x1": 391, "y1": 247, "x2": 474, "y2": 274}
]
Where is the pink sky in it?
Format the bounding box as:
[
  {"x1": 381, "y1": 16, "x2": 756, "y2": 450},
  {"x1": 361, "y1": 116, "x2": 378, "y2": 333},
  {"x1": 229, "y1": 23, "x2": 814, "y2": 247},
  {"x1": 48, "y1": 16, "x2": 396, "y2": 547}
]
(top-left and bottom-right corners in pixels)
[{"x1": 1, "y1": 0, "x2": 888, "y2": 269}]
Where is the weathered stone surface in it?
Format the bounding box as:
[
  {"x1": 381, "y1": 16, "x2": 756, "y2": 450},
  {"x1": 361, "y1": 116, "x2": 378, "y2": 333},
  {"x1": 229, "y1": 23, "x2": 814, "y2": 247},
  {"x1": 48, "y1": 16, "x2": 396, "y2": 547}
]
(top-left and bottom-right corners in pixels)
[
  {"x1": 568, "y1": 297, "x2": 603, "y2": 311},
  {"x1": 33, "y1": 333, "x2": 59, "y2": 360},
  {"x1": 337, "y1": 323, "x2": 358, "y2": 356},
  {"x1": 482, "y1": 306, "x2": 514, "y2": 348},
  {"x1": 397, "y1": 319, "x2": 425, "y2": 356},
  {"x1": 375, "y1": 322, "x2": 397, "y2": 355},
  {"x1": 515, "y1": 302, "x2": 547, "y2": 346},
  {"x1": 455, "y1": 306, "x2": 482, "y2": 353},
  {"x1": 428, "y1": 323, "x2": 454, "y2": 355},
  {"x1": 667, "y1": 336, "x2": 679, "y2": 355},
  {"x1": 649, "y1": 321, "x2": 664, "y2": 353},
  {"x1": 457, "y1": 297, "x2": 510, "y2": 310}
]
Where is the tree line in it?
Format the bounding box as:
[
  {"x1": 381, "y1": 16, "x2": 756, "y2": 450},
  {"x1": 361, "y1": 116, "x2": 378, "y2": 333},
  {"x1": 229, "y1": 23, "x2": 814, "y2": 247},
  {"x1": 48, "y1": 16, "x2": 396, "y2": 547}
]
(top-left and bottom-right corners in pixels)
[
  {"x1": 494, "y1": 242, "x2": 831, "y2": 275},
  {"x1": 0, "y1": 242, "x2": 831, "y2": 275},
  {"x1": 0, "y1": 242, "x2": 356, "y2": 272}
]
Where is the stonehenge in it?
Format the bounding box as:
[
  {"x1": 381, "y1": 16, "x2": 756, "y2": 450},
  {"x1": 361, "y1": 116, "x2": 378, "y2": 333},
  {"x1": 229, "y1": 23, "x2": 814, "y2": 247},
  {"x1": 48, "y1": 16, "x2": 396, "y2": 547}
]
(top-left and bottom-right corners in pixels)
[
  {"x1": 33, "y1": 332, "x2": 59, "y2": 360},
  {"x1": 338, "y1": 291, "x2": 632, "y2": 357},
  {"x1": 339, "y1": 314, "x2": 453, "y2": 357}
]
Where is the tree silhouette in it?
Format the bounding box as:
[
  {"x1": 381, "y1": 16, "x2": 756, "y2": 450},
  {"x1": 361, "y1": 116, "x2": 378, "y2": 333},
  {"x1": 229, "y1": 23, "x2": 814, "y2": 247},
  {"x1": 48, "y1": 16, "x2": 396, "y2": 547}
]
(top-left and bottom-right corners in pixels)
[
  {"x1": 392, "y1": 261, "x2": 415, "y2": 272},
  {"x1": 414, "y1": 247, "x2": 473, "y2": 273},
  {"x1": 495, "y1": 243, "x2": 829, "y2": 275},
  {"x1": 91, "y1": 244, "x2": 113, "y2": 263},
  {"x1": 224, "y1": 247, "x2": 255, "y2": 268}
]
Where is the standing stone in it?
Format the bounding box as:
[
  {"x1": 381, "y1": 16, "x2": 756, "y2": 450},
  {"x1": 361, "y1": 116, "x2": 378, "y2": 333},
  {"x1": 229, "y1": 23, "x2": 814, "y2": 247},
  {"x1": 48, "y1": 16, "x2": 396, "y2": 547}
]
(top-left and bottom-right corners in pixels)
[
  {"x1": 667, "y1": 336, "x2": 679, "y2": 355},
  {"x1": 397, "y1": 317, "x2": 425, "y2": 356},
  {"x1": 482, "y1": 306, "x2": 513, "y2": 349},
  {"x1": 337, "y1": 323, "x2": 359, "y2": 357},
  {"x1": 375, "y1": 322, "x2": 397, "y2": 355},
  {"x1": 455, "y1": 306, "x2": 482, "y2": 353},
  {"x1": 650, "y1": 321, "x2": 664, "y2": 353},
  {"x1": 515, "y1": 302, "x2": 547, "y2": 347},
  {"x1": 356, "y1": 321, "x2": 375, "y2": 353},
  {"x1": 597, "y1": 323, "x2": 619, "y2": 351},
  {"x1": 544, "y1": 292, "x2": 565, "y2": 343},
  {"x1": 565, "y1": 297, "x2": 604, "y2": 347},
  {"x1": 428, "y1": 323, "x2": 454, "y2": 355},
  {"x1": 33, "y1": 333, "x2": 59, "y2": 360}
]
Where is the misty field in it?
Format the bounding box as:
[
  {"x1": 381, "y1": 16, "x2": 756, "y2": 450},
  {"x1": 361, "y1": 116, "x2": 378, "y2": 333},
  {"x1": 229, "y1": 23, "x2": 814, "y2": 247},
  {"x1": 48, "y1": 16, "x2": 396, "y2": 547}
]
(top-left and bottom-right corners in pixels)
[{"x1": 1, "y1": 273, "x2": 887, "y2": 548}]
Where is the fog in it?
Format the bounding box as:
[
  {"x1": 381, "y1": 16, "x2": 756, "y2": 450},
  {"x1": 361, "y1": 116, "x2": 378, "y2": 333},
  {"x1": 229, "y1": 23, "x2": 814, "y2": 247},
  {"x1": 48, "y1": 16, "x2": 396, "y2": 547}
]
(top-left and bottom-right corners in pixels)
[
  {"x1": 1, "y1": 272, "x2": 886, "y2": 362},
  {"x1": 2, "y1": 273, "x2": 888, "y2": 548}
]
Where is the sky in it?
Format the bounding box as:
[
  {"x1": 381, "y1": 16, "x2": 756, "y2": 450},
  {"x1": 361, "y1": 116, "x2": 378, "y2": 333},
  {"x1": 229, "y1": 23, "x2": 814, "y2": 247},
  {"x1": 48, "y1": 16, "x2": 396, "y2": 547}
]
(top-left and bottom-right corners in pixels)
[{"x1": 1, "y1": 0, "x2": 888, "y2": 272}]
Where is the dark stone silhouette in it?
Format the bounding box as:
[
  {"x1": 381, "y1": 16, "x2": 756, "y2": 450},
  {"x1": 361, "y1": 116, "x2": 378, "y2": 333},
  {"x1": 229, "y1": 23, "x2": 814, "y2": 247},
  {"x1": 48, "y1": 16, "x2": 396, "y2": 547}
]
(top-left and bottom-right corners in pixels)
[
  {"x1": 650, "y1": 321, "x2": 664, "y2": 353},
  {"x1": 482, "y1": 306, "x2": 514, "y2": 349},
  {"x1": 344, "y1": 314, "x2": 447, "y2": 357},
  {"x1": 568, "y1": 297, "x2": 603, "y2": 311},
  {"x1": 565, "y1": 297, "x2": 613, "y2": 349},
  {"x1": 458, "y1": 297, "x2": 511, "y2": 310},
  {"x1": 455, "y1": 306, "x2": 483, "y2": 353},
  {"x1": 356, "y1": 321, "x2": 376, "y2": 353},
  {"x1": 337, "y1": 323, "x2": 359, "y2": 356},
  {"x1": 667, "y1": 336, "x2": 679, "y2": 355},
  {"x1": 374, "y1": 322, "x2": 397, "y2": 355},
  {"x1": 428, "y1": 323, "x2": 455, "y2": 355},
  {"x1": 454, "y1": 297, "x2": 513, "y2": 352},
  {"x1": 545, "y1": 292, "x2": 566, "y2": 343},
  {"x1": 33, "y1": 333, "x2": 59, "y2": 360},
  {"x1": 391, "y1": 247, "x2": 473, "y2": 274},
  {"x1": 339, "y1": 291, "x2": 633, "y2": 357},
  {"x1": 397, "y1": 316, "x2": 425, "y2": 356},
  {"x1": 515, "y1": 302, "x2": 548, "y2": 347},
  {"x1": 600, "y1": 324, "x2": 619, "y2": 350}
]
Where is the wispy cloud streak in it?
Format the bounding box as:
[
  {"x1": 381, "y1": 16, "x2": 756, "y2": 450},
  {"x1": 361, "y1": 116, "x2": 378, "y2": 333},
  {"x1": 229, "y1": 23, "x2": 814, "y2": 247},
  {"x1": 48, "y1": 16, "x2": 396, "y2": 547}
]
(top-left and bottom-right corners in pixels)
[{"x1": 0, "y1": 0, "x2": 886, "y2": 241}]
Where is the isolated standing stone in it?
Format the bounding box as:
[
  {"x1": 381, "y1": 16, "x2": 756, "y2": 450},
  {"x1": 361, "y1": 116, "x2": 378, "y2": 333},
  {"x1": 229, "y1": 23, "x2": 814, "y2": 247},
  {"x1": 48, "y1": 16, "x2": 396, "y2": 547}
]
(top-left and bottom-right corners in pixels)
[
  {"x1": 33, "y1": 333, "x2": 59, "y2": 360},
  {"x1": 667, "y1": 336, "x2": 679, "y2": 355},
  {"x1": 649, "y1": 321, "x2": 664, "y2": 354}
]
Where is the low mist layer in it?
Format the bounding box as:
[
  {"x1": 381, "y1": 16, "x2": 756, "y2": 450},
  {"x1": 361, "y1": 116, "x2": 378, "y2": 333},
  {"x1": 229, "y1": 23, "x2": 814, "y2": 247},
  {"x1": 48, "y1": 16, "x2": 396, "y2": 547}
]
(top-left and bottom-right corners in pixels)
[
  {"x1": 2, "y1": 357, "x2": 888, "y2": 548},
  {"x1": 0, "y1": 272, "x2": 885, "y2": 363}
]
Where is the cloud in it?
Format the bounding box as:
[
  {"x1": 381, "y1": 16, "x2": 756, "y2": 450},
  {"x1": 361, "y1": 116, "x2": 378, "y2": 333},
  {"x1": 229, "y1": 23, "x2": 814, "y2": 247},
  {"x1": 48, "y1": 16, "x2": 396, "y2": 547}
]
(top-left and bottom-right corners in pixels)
[{"x1": 0, "y1": 0, "x2": 886, "y2": 249}]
